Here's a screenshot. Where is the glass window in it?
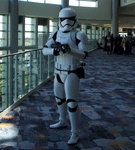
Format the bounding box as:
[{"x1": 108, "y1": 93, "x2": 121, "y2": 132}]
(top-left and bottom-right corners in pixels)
[
  {"x1": 0, "y1": 15, "x2": 7, "y2": 47},
  {"x1": 46, "y1": 0, "x2": 61, "y2": 5},
  {"x1": 96, "y1": 30, "x2": 99, "y2": 40},
  {"x1": 92, "y1": 26, "x2": 95, "y2": 40},
  {"x1": 8, "y1": 16, "x2": 10, "y2": 47},
  {"x1": 28, "y1": 0, "x2": 44, "y2": 3},
  {"x1": 38, "y1": 25, "x2": 47, "y2": 33},
  {"x1": 25, "y1": 17, "x2": 36, "y2": 46},
  {"x1": 80, "y1": 1, "x2": 96, "y2": 7},
  {"x1": 69, "y1": 0, "x2": 79, "y2": 6},
  {"x1": 87, "y1": 26, "x2": 91, "y2": 40},
  {"x1": 18, "y1": 24, "x2": 23, "y2": 46},
  {"x1": 0, "y1": 16, "x2": 3, "y2": 22},
  {"x1": 81, "y1": 24, "x2": 87, "y2": 34},
  {"x1": 38, "y1": 25, "x2": 44, "y2": 32},
  {"x1": 25, "y1": 18, "x2": 31, "y2": 24},
  {"x1": 0, "y1": 24, "x2": 2, "y2": 30},
  {"x1": 49, "y1": 20, "x2": 53, "y2": 33},
  {"x1": 69, "y1": 0, "x2": 97, "y2": 7},
  {"x1": 49, "y1": 20, "x2": 58, "y2": 34}
]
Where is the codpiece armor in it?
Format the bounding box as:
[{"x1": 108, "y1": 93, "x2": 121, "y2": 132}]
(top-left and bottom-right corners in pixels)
[{"x1": 42, "y1": 7, "x2": 88, "y2": 145}]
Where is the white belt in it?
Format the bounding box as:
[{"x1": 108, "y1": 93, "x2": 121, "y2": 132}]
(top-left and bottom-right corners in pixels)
[{"x1": 55, "y1": 63, "x2": 80, "y2": 71}]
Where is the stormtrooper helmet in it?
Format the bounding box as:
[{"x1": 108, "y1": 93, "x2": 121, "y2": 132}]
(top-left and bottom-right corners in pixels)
[{"x1": 59, "y1": 7, "x2": 78, "y2": 32}]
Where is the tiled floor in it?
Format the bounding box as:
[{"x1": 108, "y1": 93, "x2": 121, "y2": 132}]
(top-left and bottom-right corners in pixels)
[{"x1": 0, "y1": 48, "x2": 135, "y2": 150}]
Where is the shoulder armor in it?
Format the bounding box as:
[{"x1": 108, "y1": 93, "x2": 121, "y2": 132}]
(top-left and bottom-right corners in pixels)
[
  {"x1": 45, "y1": 30, "x2": 58, "y2": 48},
  {"x1": 70, "y1": 30, "x2": 78, "y2": 45},
  {"x1": 76, "y1": 31, "x2": 88, "y2": 45},
  {"x1": 48, "y1": 30, "x2": 58, "y2": 41}
]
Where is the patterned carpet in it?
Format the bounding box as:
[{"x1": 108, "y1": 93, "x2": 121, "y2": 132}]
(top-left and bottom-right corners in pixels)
[{"x1": 0, "y1": 48, "x2": 135, "y2": 150}]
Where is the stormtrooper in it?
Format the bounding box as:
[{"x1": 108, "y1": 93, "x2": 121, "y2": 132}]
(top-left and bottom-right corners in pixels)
[{"x1": 42, "y1": 7, "x2": 88, "y2": 145}]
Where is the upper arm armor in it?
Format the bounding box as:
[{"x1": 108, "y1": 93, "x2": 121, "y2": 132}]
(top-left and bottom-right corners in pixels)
[
  {"x1": 76, "y1": 31, "x2": 88, "y2": 45},
  {"x1": 44, "y1": 30, "x2": 58, "y2": 48},
  {"x1": 42, "y1": 30, "x2": 58, "y2": 55},
  {"x1": 76, "y1": 31, "x2": 88, "y2": 52}
]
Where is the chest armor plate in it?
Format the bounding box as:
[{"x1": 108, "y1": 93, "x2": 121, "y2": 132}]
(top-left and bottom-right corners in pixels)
[{"x1": 55, "y1": 30, "x2": 80, "y2": 71}]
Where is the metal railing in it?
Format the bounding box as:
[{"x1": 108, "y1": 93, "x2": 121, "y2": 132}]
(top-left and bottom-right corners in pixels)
[
  {"x1": 87, "y1": 39, "x2": 98, "y2": 51},
  {"x1": 0, "y1": 49, "x2": 54, "y2": 112},
  {"x1": 0, "y1": 40, "x2": 97, "y2": 113}
]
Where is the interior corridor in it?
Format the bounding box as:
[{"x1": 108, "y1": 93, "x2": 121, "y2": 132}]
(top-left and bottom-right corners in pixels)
[{"x1": 0, "y1": 49, "x2": 135, "y2": 150}]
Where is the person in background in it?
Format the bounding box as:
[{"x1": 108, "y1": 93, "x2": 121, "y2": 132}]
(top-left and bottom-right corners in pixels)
[
  {"x1": 103, "y1": 37, "x2": 107, "y2": 51},
  {"x1": 106, "y1": 32, "x2": 111, "y2": 55},
  {"x1": 97, "y1": 42, "x2": 103, "y2": 49},
  {"x1": 114, "y1": 34, "x2": 122, "y2": 54},
  {"x1": 121, "y1": 35, "x2": 128, "y2": 55},
  {"x1": 111, "y1": 34, "x2": 114, "y2": 54},
  {"x1": 102, "y1": 36, "x2": 105, "y2": 50}
]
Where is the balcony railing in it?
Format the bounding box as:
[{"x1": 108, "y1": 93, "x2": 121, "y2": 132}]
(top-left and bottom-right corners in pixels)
[
  {"x1": 0, "y1": 40, "x2": 97, "y2": 113},
  {"x1": 0, "y1": 49, "x2": 54, "y2": 112}
]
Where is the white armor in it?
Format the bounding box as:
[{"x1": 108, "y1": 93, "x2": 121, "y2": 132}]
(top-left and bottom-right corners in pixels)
[
  {"x1": 42, "y1": 7, "x2": 88, "y2": 145},
  {"x1": 59, "y1": 7, "x2": 78, "y2": 32}
]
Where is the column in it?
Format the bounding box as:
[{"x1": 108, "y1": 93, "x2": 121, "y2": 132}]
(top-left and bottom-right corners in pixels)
[
  {"x1": 10, "y1": 0, "x2": 18, "y2": 53},
  {"x1": 112, "y1": 0, "x2": 119, "y2": 38},
  {"x1": 61, "y1": 0, "x2": 69, "y2": 9},
  {"x1": 9, "y1": 0, "x2": 18, "y2": 105}
]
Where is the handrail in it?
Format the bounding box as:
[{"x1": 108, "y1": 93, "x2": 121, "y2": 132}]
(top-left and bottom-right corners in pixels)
[
  {"x1": 0, "y1": 48, "x2": 54, "y2": 112},
  {"x1": 0, "y1": 48, "x2": 42, "y2": 59}
]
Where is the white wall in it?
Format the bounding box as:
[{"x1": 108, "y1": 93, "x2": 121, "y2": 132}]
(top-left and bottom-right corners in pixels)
[
  {"x1": 73, "y1": 0, "x2": 111, "y2": 21},
  {"x1": 120, "y1": 5, "x2": 135, "y2": 15},
  {"x1": 121, "y1": 0, "x2": 135, "y2": 7},
  {"x1": 119, "y1": 2, "x2": 135, "y2": 28},
  {"x1": 119, "y1": 15, "x2": 135, "y2": 28},
  {"x1": 19, "y1": 2, "x2": 61, "y2": 18},
  {"x1": 0, "y1": 0, "x2": 9, "y2": 14}
]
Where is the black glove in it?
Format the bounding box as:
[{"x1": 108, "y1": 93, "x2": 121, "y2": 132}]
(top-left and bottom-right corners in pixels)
[
  {"x1": 61, "y1": 44, "x2": 71, "y2": 54},
  {"x1": 51, "y1": 43, "x2": 71, "y2": 55},
  {"x1": 84, "y1": 51, "x2": 88, "y2": 59},
  {"x1": 53, "y1": 48, "x2": 60, "y2": 56}
]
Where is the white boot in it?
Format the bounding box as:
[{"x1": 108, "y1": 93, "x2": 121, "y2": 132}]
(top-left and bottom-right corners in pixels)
[
  {"x1": 50, "y1": 121, "x2": 67, "y2": 129},
  {"x1": 68, "y1": 108, "x2": 80, "y2": 145},
  {"x1": 68, "y1": 133, "x2": 79, "y2": 145},
  {"x1": 50, "y1": 102, "x2": 67, "y2": 129}
]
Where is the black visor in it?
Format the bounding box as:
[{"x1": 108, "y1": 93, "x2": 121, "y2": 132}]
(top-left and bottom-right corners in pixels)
[{"x1": 60, "y1": 16, "x2": 76, "y2": 22}]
